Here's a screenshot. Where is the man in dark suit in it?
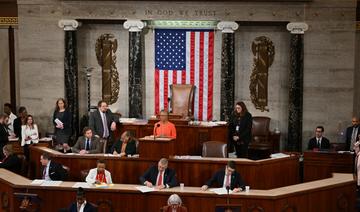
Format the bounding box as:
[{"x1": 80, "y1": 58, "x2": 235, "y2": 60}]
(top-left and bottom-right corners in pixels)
[
  {"x1": 13, "y1": 106, "x2": 27, "y2": 139},
  {"x1": 307, "y1": 126, "x2": 330, "y2": 150},
  {"x1": 72, "y1": 127, "x2": 102, "y2": 154},
  {"x1": 89, "y1": 100, "x2": 118, "y2": 152},
  {"x1": 140, "y1": 158, "x2": 178, "y2": 189},
  {"x1": 40, "y1": 153, "x2": 67, "y2": 181},
  {"x1": 346, "y1": 116, "x2": 360, "y2": 151},
  {"x1": 111, "y1": 131, "x2": 137, "y2": 157},
  {"x1": 68, "y1": 187, "x2": 96, "y2": 212},
  {"x1": 201, "y1": 161, "x2": 246, "y2": 192}
]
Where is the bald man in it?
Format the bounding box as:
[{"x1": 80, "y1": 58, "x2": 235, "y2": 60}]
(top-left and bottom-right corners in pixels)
[{"x1": 346, "y1": 117, "x2": 360, "y2": 151}]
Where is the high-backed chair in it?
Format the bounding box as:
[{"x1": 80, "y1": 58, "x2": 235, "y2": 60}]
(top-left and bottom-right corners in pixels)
[
  {"x1": 160, "y1": 205, "x2": 188, "y2": 212},
  {"x1": 248, "y1": 116, "x2": 271, "y2": 159},
  {"x1": 170, "y1": 84, "x2": 195, "y2": 119},
  {"x1": 202, "y1": 141, "x2": 227, "y2": 158}
]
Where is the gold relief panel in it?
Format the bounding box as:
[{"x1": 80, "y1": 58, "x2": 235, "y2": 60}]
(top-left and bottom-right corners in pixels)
[
  {"x1": 0, "y1": 17, "x2": 18, "y2": 26},
  {"x1": 95, "y1": 33, "x2": 120, "y2": 105},
  {"x1": 249, "y1": 36, "x2": 275, "y2": 112}
]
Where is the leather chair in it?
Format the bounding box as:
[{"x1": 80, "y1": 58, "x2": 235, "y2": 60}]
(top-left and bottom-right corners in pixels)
[
  {"x1": 96, "y1": 200, "x2": 113, "y2": 212},
  {"x1": 81, "y1": 169, "x2": 90, "y2": 181},
  {"x1": 169, "y1": 84, "x2": 195, "y2": 119},
  {"x1": 248, "y1": 116, "x2": 271, "y2": 159},
  {"x1": 17, "y1": 154, "x2": 28, "y2": 177},
  {"x1": 202, "y1": 141, "x2": 227, "y2": 158},
  {"x1": 62, "y1": 165, "x2": 70, "y2": 180}
]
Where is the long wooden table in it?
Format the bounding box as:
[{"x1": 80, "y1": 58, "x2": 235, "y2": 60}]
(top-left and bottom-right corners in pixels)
[
  {"x1": 303, "y1": 151, "x2": 354, "y2": 182},
  {"x1": 29, "y1": 146, "x2": 300, "y2": 189},
  {"x1": 0, "y1": 169, "x2": 355, "y2": 212}
]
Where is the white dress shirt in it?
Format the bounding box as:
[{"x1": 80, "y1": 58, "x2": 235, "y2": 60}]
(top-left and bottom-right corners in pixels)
[
  {"x1": 21, "y1": 124, "x2": 39, "y2": 146},
  {"x1": 8, "y1": 112, "x2": 17, "y2": 134},
  {"x1": 43, "y1": 161, "x2": 51, "y2": 181},
  {"x1": 222, "y1": 171, "x2": 232, "y2": 188}
]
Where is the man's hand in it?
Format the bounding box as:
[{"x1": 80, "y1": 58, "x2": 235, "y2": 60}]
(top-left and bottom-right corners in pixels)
[
  {"x1": 233, "y1": 136, "x2": 239, "y2": 141},
  {"x1": 119, "y1": 152, "x2": 126, "y2": 157},
  {"x1": 201, "y1": 185, "x2": 208, "y2": 191},
  {"x1": 110, "y1": 122, "x2": 116, "y2": 131},
  {"x1": 113, "y1": 150, "x2": 118, "y2": 155},
  {"x1": 233, "y1": 188, "x2": 241, "y2": 193},
  {"x1": 79, "y1": 150, "x2": 87, "y2": 155},
  {"x1": 156, "y1": 185, "x2": 165, "y2": 190},
  {"x1": 144, "y1": 181, "x2": 153, "y2": 187}
]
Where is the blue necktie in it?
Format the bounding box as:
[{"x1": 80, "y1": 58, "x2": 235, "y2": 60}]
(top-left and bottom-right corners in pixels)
[{"x1": 86, "y1": 139, "x2": 90, "y2": 151}]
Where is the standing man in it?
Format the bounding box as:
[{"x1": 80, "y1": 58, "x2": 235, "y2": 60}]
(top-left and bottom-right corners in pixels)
[
  {"x1": 201, "y1": 160, "x2": 246, "y2": 192},
  {"x1": 3, "y1": 103, "x2": 17, "y2": 135},
  {"x1": 72, "y1": 127, "x2": 102, "y2": 154},
  {"x1": 89, "y1": 100, "x2": 117, "y2": 152},
  {"x1": 307, "y1": 126, "x2": 330, "y2": 150},
  {"x1": 140, "y1": 158, "x2": 178, "y2": 189},
  {"x1": 13, "y1": 106, "x2": 27, "y2": 139},
  {"x1": 346, "y1": 116, "x2": 360, "y2": 151},
  {"x1": 40, "y1": 153, "x2": 67, "y2": 181}
]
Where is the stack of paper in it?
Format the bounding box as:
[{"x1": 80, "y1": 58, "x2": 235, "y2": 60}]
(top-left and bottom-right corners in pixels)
[
  {"x1": 209, "y1": 187, "x2": 233, "y2": 195},
  {"x1": 270, "y1": 153, "x2": 290, "y2": 159},
  {"x1": 72, "y1": 182, "x2": 92, "y2": 188},
  {"x1": 135, "y1": 186, "x2": 155, "y2": 193}
]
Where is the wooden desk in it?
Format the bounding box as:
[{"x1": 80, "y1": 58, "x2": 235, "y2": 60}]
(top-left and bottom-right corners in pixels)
[
  {"x1": 0, "y1": 169, "x2": 355, "y2": 212},
  {"x1": 303, "y1": 151, "x2": 354, "y2": 182},
  {"x1": 138, "y1": 136, "x2": 175, "y2": 159},
  {"x1": 117, "y1": 121, "x2": 228, "y2": 155},
  {"x1": 29, "y1": 146, "x2": 299, "y2": 189},
  {"x1": 9, "y1": 138, "x2": 51, "y2": 155}
]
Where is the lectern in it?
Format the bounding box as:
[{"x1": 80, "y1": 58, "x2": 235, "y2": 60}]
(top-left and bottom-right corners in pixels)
[{"x1": 139, "y1": 136, "x2": 176, "y2": 159}]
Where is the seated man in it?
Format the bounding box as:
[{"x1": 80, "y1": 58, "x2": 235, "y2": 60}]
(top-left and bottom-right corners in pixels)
[
  {"x1": 40, "y1": 153, "x2": 67, "y2": 181},
  {"x1": 153, "y1": 110, "x2": 176, "y2": 139},
  {"x1": 68, "y1": 187, "x2": 96, "y2": 212},
  {"x1": 112, "y1": 131, "x2": 136, "y2": 157},
  {"x1": 72, "y1": 127, "x2": 102, "y2": 154},
  {"x1": 0, "y1": 144, "x2": 21, "y2": 173},
  {"x1": 140, "y1": 158, "x2": 178, "y2": 189},
  {"x1": 201, "y1": 161, "x2": 246, "y2": 192},
  {"x1": 85, "y1": 159, "x2": 112, "y2": 184},
  {"x1": 307, "y1": 126, "x2": 330, "y2": 150}
]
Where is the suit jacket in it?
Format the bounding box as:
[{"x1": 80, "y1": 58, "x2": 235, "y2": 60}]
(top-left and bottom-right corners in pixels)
[
  {"x1": 346, "y1": 126, "x2": 360, "y2": 150},
  {"x1": 13, "y1": 117, "x2": 23, "y2": 139},
  {"x1": 41, "y1": 160, "x2": 67, "y2": 181},
  {"x1": 85, "y1": 168, "x2": 113, "y2": 184},
  {"x1": 139, "y1": 165, "x2": 178, "y2": 188},
  {"x1": 89, "y1": 109, "x2": 116, "y2": 138},
  {"x1": 68, "y1": 202, "x2": 97, "y2": 212},
  {"x1": 0, "y1": 124, "x2": 9, "y2": 145},
  {"x1": 0, "y1": 154, "x2": 21, "y2": 173},
  {"x1": 72, "y1": 136, "x2": 102, "y2": 154},
  {"x1": 111, "y1": 139, "x2": 137, "y2": 155},
  {"x1": 205, "y1": 169, "x2": 246, "y2": 190},
  {"x1": 228, "y1": 111, "x2": 253, "y2": 145},
  {"x1": 308, "y1": 137, "x2": 330, "y2": 150}
]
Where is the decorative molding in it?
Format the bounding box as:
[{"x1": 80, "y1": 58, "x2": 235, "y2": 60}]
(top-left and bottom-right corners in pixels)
[
  {"x1": 58, "y1": 19, "x2": 80, "y2": 31},
  {"x1": 286, "y1": 22, "x2": 308, "y2": 34},
  {"x1": 149, "y1": 20, "x2": 217, "y2": 29},
  {"x1": 123, "y1": 20, "x2": 146, "y2": 32},
  {"x1": 0, "y1": 17, "x2": 18, "y2": 26},
  {"x1": 217, "y1": 21, "x2": 239, "y2": 33}
]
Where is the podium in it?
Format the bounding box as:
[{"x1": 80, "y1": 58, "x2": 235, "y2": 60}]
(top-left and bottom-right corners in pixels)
[{"x1": 138, "y1": 136, "x2": 175, "y2": 159}]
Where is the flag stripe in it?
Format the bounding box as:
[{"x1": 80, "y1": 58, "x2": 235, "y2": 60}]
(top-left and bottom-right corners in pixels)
[{"x1": 207, "y1": 31, "x2": 214, "y2": 120}]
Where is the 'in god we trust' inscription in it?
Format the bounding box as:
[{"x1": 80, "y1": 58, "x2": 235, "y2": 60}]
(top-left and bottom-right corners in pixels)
[{"x1": 144, "y1": 9, "x2": 217, "y2": 17}]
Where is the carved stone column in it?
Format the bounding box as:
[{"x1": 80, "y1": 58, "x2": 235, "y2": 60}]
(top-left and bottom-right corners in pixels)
[
  {"x1": 58, "y1": 19, "x2": 80, "y2": 139},
  {"x1": 286, "y1": 22, "x2": 308, "y2": 151},
  {"x1": 217, "y1": 21, "x2": 238, "y2": 121},
  {"x1": 124, "y1": 20, "x2": 146, "y2": 118}
]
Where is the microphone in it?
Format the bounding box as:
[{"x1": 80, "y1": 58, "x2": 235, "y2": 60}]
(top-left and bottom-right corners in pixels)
[{"x1": 154, "y1": 123, "x2": 160, "y2": 141}]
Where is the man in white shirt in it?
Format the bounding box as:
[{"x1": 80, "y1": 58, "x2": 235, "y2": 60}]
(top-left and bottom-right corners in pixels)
[
  {"x1": 3, "y1": 103, "x2": 17, "y2": 135},
  {"x1": 68, "y1": 187, "x2": 96, "y2": 212}
]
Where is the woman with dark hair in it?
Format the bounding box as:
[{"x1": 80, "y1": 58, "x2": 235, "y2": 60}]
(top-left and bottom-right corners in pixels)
[
  {"x1": 228, "y1": 101, "x2": 253, "y2": 158},
  {"x1": 53, "y1": 98, "x2": 72, "y2": 151},
  {"x1": 21, "y1": 115, "x2": 39, "y2": 160}
]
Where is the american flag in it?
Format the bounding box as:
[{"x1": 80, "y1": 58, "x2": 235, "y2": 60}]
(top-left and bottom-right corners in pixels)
[{"x1": 154, "y1": 29, "x2": 214, "y2": 121}]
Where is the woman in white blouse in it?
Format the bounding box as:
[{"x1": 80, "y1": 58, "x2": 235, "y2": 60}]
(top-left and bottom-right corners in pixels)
[{"x1": 21, "y1": 115, "x2": 39, "y2": 160}]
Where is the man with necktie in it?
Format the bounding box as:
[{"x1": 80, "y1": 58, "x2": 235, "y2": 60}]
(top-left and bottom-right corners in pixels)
[
  {"x1": 307, "y1": 126, "x2": 330, "y2": 150},
  {"x1": 346, "y1": 116, "x2": 360, "y2": 151},
  {"x1": 72, "y1": 127, "x2": 102, "y2": 154},
  {"x1": 40, "y1": 153, "x2": 67, "y2": 181},
  {"x1": 140, "y1": 158, "x2": 178, "y2": 189},
  {"x1": 68, "y1": 187, "x2": 96, "y2": 212},
  {"x1": 201, "y1": 160, "x2": 246, "y2": 192},
  {"x1": 89, "y1": 100, "x2": 118, "y2": 153}
]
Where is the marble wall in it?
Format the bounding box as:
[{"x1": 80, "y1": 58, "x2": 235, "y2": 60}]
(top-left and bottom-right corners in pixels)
[{"x1": 14, "y1": 0, "x2": 357, "y2": 150}]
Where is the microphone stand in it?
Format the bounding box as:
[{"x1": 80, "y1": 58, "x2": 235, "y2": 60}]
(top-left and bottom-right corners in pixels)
[{"x1": 226, "y1": 185, "x2": 230, "y2": 211}]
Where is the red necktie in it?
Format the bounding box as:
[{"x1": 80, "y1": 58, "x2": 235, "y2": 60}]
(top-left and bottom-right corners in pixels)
[
  {"x1": 157, "y1": 171, "x2": 163, "y2": 186},
  {"x1": 225, "y1": 174, "x2": 230, "y2": 187}
]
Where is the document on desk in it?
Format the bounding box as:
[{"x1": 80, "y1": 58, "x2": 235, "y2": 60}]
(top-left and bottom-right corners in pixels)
[
  {"x1": 209, "y1": 187, "x2": 233, "y2": 195},
  {"x1": 135, "y1": 186, "x2": 155, "y2": 193},
  {"x1": 41, "y1": 181, "x2": 62, "y2": 186},
  {"x1": 72, "y1": 182, "x2": 92, "y2": 188},
  {"x1": 31, "y1": 179, "x2": 45, "y2": 185}
]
